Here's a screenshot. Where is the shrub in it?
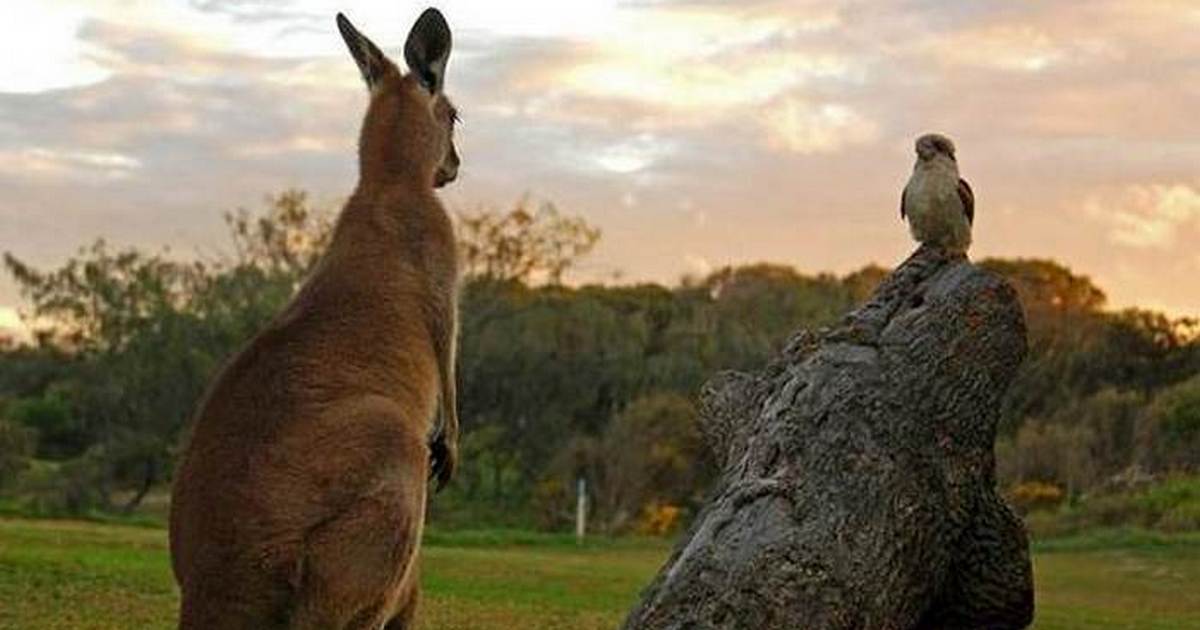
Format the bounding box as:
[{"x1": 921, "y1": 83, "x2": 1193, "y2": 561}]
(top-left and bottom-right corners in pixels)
[
  {"x1": 1143, "y1": 375, "x2": 1200, "y2": 471},
  {"x1": 634, "y1": 502, "x2": 683, "y2": 536},
  {"x1": 14, "y1": 449, "x2": 110, "y2": 515},
  {"x1": 531, "y1": 477, "x2": 572, "y2": 531},
  {"x1": 1159, "y1": 501, "x2": 1200, "y2": 532},
  {"x1": 1005, "y1": 421, "x2": 1097, "y2": 496},
  {"x1": 534, "y1": 393, "x2": 713, "y2": 534},
  {"x1": 1023, "y1": 474, "x2": 1200, "y2": 538},
  {"x1": 1007, "y1": 481, "x2": 1065, "y2": 514},
  {"x1": 0, "y1": 418, "x2": 36, "y2": 488},
  {"x1": 595, "y1": 393, "x2": 709, "y2": 533}
]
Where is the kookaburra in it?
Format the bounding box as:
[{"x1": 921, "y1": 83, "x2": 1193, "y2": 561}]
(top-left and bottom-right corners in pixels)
[{"x1": 901, "y1": 133, "x2": 974, "y2": 253}]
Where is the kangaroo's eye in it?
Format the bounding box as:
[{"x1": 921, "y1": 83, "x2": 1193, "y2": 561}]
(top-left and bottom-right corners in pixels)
[{"x1": 450, "y1": 108, "x2": 461, "y2": 125}]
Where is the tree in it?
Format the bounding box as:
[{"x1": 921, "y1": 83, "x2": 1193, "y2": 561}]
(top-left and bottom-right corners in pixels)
[
  {"x1": 4, "y1": 390, "x2": 79, "y2": 459},
  {"x1": 4, "y1": 187, "x2": 1196, "y2": 528},
  {"x1": 698, "y1": 264, "x2": 857, "y2": 371},
  {"x1": 982, "y1": 258, "x2": 1199, "y2": 436},
  {"x1": 457, "y1": 197, "x2": 600, "y2": 285},
  {"x1": 980, "y1": 258, "x2": 1107, "y2": 431},
  {"x1": 448, "y1": 200, "x2": 605, "y2": 508},
  {"x1": 1094, "y1": 309, "x2": 1200, "y2": 393},
  {"x1": 625, "y1": 247, "x2": 1033, "y2": 630},
  {"x1": 3, "y1": 240, "x2": 197, "y2": 353},
  {"x1": 221, "y1": 189, "x2": 333, "y2": 281},
  {"x1": 0, "y1": 191, "x2": 335, "y2": 513}
]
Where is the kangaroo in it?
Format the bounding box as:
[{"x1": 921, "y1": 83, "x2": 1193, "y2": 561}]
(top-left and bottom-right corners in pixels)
[{"x1": 169, "y1": 9, "x2": 461, "y2": 629}]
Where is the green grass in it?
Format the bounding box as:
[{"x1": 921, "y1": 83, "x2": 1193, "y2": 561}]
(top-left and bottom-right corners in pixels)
[
  {"x1": 0, "y1": 519, "x2": 662, "y2": 630},
  {"x1": 1033, "y1": 549, "x2": 1200, "y2": 630},
  {"x1": 1032, "y1": 527, "x2": 1200, "y2": 553},
  {"x1": 1, "y1": 518, "x2": 1198, "y2": 629}
]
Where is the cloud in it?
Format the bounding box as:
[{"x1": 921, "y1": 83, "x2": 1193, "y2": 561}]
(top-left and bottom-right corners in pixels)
[
  {"x1": 0, "y1": 4, "x2": 112, "y2": 93},
  {"x1": 1088, "y1": 183, "x2": 1200, "y2": 249},
  {"x1": 920, "y1": 24, "x2": 1113, "y2": 73},
  {"x1": 187, "y1": 0, "x2": 319, "y2": 25},
  {"x1": 592, "y1": 133, "x2": 675, "y2": 174},
  {"x1": 471, "y1": 3, "x2": 878, "y2": 164},
  {"x1": 0, "y1": 18, "x2": 359, "y2": 177},
  {"x1": 551, "y1": 6, "x2": 858, "y2": 117},
  {"x1": 230, "y1": 134, "x2": 342, "y2": 159},
  {"x1": 3, "y1": 0, "x2": 1200, "y2": 317},
  {"x1": 0, "y1": 147, "x2": 141, "y2": 181},
  {"x1": 684, "y1": 253, "x2": 712, "y2": 277},
  {"x1": 762, "y1": 98, "x2": 877, "y2": 154}
]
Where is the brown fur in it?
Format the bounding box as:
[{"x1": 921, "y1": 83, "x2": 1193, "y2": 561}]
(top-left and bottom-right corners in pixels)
[{"x1": 169, "y1": 10, "x2": 460, "y2": 629}]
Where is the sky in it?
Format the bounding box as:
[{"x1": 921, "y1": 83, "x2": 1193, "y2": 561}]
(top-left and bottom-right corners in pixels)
[{"x1": 1, "y1": 0, "x2": 1199, "y2": 339}]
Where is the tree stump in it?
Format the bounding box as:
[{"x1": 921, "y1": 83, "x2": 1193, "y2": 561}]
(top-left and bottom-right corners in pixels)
[{"x1": 623, "y1": 246, "x2": 1034, "y2": 630}]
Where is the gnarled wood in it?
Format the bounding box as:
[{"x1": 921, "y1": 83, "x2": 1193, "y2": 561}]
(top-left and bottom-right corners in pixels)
[{"x1": 624, "y1": 246, "x2": 1034, "y2": 630}]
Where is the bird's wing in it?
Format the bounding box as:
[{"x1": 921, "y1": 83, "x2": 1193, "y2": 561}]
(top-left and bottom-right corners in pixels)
[
  {"x1": 958, "y1": 178, "x2": 975, "y2": 225},
  {"x1": 900, "y1": 183, "x2": 908, "y2": 220}
]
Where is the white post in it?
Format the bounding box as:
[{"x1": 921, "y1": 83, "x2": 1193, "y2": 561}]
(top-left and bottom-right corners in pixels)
[{"x1": 575, "y1": 476, "x2": 587, "y2": 545}]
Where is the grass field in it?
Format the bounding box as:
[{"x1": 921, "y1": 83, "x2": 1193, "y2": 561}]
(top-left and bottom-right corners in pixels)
[{"x1": 0, "y1": 518, "x2": 1198, "y2": 629}]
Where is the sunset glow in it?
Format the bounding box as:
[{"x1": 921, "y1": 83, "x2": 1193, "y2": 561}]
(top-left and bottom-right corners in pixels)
[{"x1": 1, "y1": 0, "x2": 1199, "y2": 322}]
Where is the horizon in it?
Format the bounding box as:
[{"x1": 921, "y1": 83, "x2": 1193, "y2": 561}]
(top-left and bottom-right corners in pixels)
[{"x1": 2, "y1": 0, "x2": 1199, "y2": 340}]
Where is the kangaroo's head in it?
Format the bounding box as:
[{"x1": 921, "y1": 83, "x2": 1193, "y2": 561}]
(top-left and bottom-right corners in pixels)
[{"x1": 337, "y1": 9, "x2": 459, "y2": 189}]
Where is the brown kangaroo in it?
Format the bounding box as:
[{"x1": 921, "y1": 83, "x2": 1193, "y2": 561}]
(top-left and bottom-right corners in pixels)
[{"x1": 169, "y1": 9, "x2": 460, "y2": 629}]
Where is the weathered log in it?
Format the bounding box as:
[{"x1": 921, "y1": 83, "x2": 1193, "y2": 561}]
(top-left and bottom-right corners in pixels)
[{"x1": 623, "y1": 246, "x2": 1034, "y2": 630}]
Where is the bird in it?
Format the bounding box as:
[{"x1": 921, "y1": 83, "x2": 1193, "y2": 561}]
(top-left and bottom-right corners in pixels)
[{"x1": 900, "y1": 133, "x2": 974, "y2": 254}]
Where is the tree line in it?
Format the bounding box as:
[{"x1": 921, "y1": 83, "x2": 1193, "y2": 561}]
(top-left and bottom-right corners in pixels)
[{"x1": 1, "y1": 190, "x2": 1197, "y2": 531}]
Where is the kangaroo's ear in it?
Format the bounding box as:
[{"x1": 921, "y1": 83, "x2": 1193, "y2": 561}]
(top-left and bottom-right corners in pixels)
[
  {"x1": 404, "y1": 8, "x2": 451, "y2": 94},
  {"x1": 337, "y1": 13, "x2": 390, "y2": 89}
]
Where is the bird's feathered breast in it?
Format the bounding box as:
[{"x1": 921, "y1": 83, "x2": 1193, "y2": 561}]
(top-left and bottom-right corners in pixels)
[{"x1": 901, "y1": 158, "x2": 973, "y2": 225}]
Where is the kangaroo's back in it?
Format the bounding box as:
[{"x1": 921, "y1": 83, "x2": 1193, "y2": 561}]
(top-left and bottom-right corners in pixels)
[{"x1": 169, "y1": 9, "x2": 462, "y2": 629}]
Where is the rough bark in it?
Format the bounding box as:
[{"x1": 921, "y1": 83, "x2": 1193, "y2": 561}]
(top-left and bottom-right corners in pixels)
[{"x1": 623, "y1": 246, "x2": 1034, "y2": 630}]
